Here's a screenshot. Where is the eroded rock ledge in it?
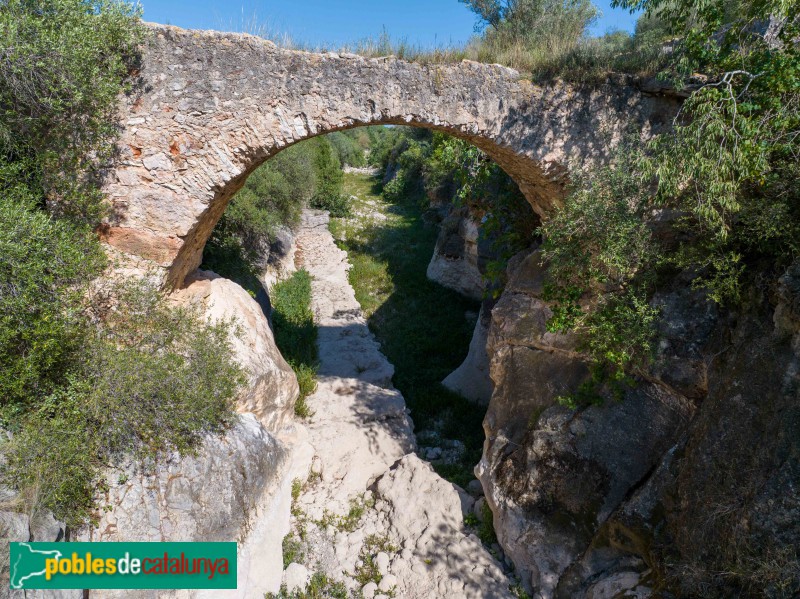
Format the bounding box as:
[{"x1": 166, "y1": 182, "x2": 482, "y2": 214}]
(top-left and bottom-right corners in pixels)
[{"x1": 479, "y1": 250, "x2": 800, "y2": 598}]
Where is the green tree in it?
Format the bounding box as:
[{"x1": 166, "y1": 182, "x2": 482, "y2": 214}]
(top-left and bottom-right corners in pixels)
[
  {"x1": 541, "y1": 0, "x2": 800, "y2": 374},
  {"x1": 461, "y1": 0, "x2": 599, "y2": 72},
  {"x1": 0, "y1": 0, "x2": 245, "y2": 528},
  {"x1": 309, "y1": 136, "x2": 349, "y2": 216},
  {"x1": 0, "y1": 0, "x2": 145, "y2": 224},
  {"x1": 0, "y1": 191, "x2": 106, "y2": 417},
  {"x1": 328, "y1": 131, "x2": 367, "y2": 167}
]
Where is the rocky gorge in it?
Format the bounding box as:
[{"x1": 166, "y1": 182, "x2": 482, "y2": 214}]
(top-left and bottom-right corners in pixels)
[
  {"x1": 4, "y1": 178, "x2": 798, "y2": 599},
  {"x1": 1, "y1": 22, "x2": 797, "y2": 599}
]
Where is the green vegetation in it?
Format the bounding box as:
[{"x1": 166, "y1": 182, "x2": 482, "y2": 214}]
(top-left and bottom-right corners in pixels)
[
  {"x1": 0, "y1": 0, "x2": 146, "y2": 225},
  {"x1": 332, "y1": 170, "x2": 488, "y2": 486},
  {"x1": 365, "y1": 126, "x2": 538, "y2": 292},
  {"x1": 352, "y1": 534, "x2": 399, "y2": 588},
  {"x1": 0, "y1": 0, "x2": 245, "y2": 528},
  {"x1": 3, "y1": 279, "x2": 244, "y2": 526},
  {"x1": 465, "y1": 500, "x2": 497, "y2": 545},
  {"x1": 537, "y1": 0, "x2": 800, "y2": 593},
  {"x1": 204, "y1": 135, "x2": 358, "y2": 293},
  {"x1": 478, "y1": 501, "x2": 497, "y2": 545},
  {"x1": 282, "y1": 534, "x2": 305, "y2": 569},
  {"x1": 316, "y1": 494, "x2": 375, "y2": 533},
  {"x1": 265, "y1": 572, "x2": 348, "y2": 599},
  {"x1": 541, "y1": 0, "x2": 800, "y2": 399},
  {"x1": 271, "y1": 270, "x2": 319, "y2": 417},
  {"x1": 478, "y1": 0, "x2": 674, "y2": 80}
]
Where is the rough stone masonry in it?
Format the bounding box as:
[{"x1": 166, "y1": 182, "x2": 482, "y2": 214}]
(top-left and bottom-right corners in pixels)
[{"x1": 102, "y1": 23, "x2": 677, "y2": 289}]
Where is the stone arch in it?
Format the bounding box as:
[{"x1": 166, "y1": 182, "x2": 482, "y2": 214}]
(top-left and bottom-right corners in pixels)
[{"x1": 102, "y1": 24, "x2": 677, "y2": 288}]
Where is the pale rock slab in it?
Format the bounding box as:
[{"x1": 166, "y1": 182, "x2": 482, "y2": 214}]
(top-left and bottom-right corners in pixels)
[
  {"x1": 82, "y1": 414, "x2": 292, "y2": 599},
  {"x1": 442, "y1": 303, "x2": 494, "y2": 404},
  {"x1": 427, "y1": 212, "x2": 484, "y2": 300},
  {"x1": 374, "y1": 455, "x2": 514, "y2": 599},
  {"x1": 171, "y1": 270, "x2": 299, "y2": 433}
]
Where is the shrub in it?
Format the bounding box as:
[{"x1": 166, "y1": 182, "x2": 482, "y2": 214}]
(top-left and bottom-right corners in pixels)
[
  {"x1": 0, "y1": 0, "x2": 145, "y2": 225},
  {"x1": 309, "y1": 137, "x2": 349, "y2": 216},
  {"x1": 0, "y1": 193, "x2": 106, "y2": 416},
  {"x1": 327, "y1": 131, "x2": 367, "y2": 167},
  {"x1": 2, "y1": 278, "x2": 244, "y2": 527},
  {"x1": 539, "y1": 142, "x2": 661, "y2": 382},
  {"x1": 270, "y1": 270, "x2": 319, "y2": 414},
  {"x1": 539, "y1": 0, "x2": 800, "y2": 396},
  {"x1": 0, "y1": 1, "x2": 245, "y2": 530}
]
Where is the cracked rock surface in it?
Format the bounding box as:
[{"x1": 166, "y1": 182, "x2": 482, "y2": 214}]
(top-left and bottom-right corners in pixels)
[{"x1": 281, "y1": 210, "x2": 515, "y2": 598}]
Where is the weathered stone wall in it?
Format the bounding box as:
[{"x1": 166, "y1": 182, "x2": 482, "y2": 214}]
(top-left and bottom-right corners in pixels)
[{"x1": 103, "y1": 23, "x2": 677, "y2": 289}]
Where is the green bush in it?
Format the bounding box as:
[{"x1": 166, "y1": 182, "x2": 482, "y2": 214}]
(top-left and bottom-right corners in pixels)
[
  {"x1": 0, "y1": 193, "x2": 106, "y2": 416},
  {"x1": 540, "y1": 0, "x2": 800, "y2": 397},
  {"x1": 0, "y1": 1, "x2": 244, "y2": 529},
  {"x1": 309, "y1": 137, "x2": 349, "y2": 216},
  {"x1": 327, "y1": 131, "x2": 367, "y2": 167},
  {"x1": 0, "y1": 0, "x2": 145, "y2": 225},
  {"x1": 2, "y1": 278, "x2": 244, "y2": 527},
  {"x1": 270, "y1": 270, "x2": 319, "y2": 415},
  {"x1": 455, "y1": 0, "x2": 668, "y2": 80}
]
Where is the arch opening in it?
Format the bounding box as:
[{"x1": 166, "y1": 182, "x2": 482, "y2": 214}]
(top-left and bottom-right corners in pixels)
[{"x1": 164, "y1": 116, "x2": 559, "y2": 290}]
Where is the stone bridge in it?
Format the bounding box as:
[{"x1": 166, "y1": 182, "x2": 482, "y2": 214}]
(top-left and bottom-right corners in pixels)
[{"x1": 103, "y1": 24, "x2": 677, "y2": 288}]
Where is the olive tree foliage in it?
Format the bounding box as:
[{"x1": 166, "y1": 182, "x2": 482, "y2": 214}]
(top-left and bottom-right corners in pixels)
[
  {"x1": 0, "y1": 0, "x2": 145, "y2": 224},
  {"x1": 459, "y1": 0, "x2": 599, "y2": 71},
  {"x1": 460, "y1": 0, "x2": 595, "y2": 33},
  {"x1": 0, "y1": 1, "x2": 245, "y2": 528}
]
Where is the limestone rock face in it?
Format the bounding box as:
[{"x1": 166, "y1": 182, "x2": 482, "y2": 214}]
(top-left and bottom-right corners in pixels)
[
  {"x1": 82, "y1": 414, "x2": 292, "y2": 599},
  {"x1": 1, "y1": 510, "x2": 79, "y2": 599},
  {"x1": 480, "y1": 251, "x2": 800, "y2": 598},
  {"x1": 659, "y1": 270, "x2": 800, "y2": 597},
  {"x1": 258, "y1": 225, "x2": 297, "y2": 290},
  {"x1": 442, "y1": 303, "x2": 494, "y2": 404},
  {"x1": 374, "y1": 455, "x2": 514, "y2": 599},
  {"x1": 172, "y1": 270, "x2": 299, "y2": 433},
  {"x1": 427, "y1": 211, "x2": 485, "y2": 300}
]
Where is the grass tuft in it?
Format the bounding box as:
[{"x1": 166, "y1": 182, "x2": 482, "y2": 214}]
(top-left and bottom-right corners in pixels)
[{"x1": 271, "y1": 270, "x2": 319, "y2": 417}]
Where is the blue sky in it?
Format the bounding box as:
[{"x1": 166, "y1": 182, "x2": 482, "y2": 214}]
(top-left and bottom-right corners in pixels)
[{"x1": 140, "y1": 1, "x2": 640, "y2": 48}]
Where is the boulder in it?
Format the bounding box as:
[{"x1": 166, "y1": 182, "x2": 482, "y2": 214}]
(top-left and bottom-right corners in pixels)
[
  {"x1": 259, "y1": 226, "x2": 298, "y2": 290},
  {"x1": 283, "y1": 562, "x2": 311, "y2": 593},
  {"x1": 426, "y1": 211, "x2": 485, "y2": 301},
  {"x1": 478, "y1": 250, "x2": 696, "y2": 598},
  {"x1": 82, "y1": 413, "x2": 292, "y2": 599},
  {"x1": 442, "y1": 302, "x2": 494, "y2": 404},
  {"x1": 172, "y1": 270, "x2": 299, "y2": 433},
  {"x1": 374, "y1": 454, "x2": 513, "y2": 599}
]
